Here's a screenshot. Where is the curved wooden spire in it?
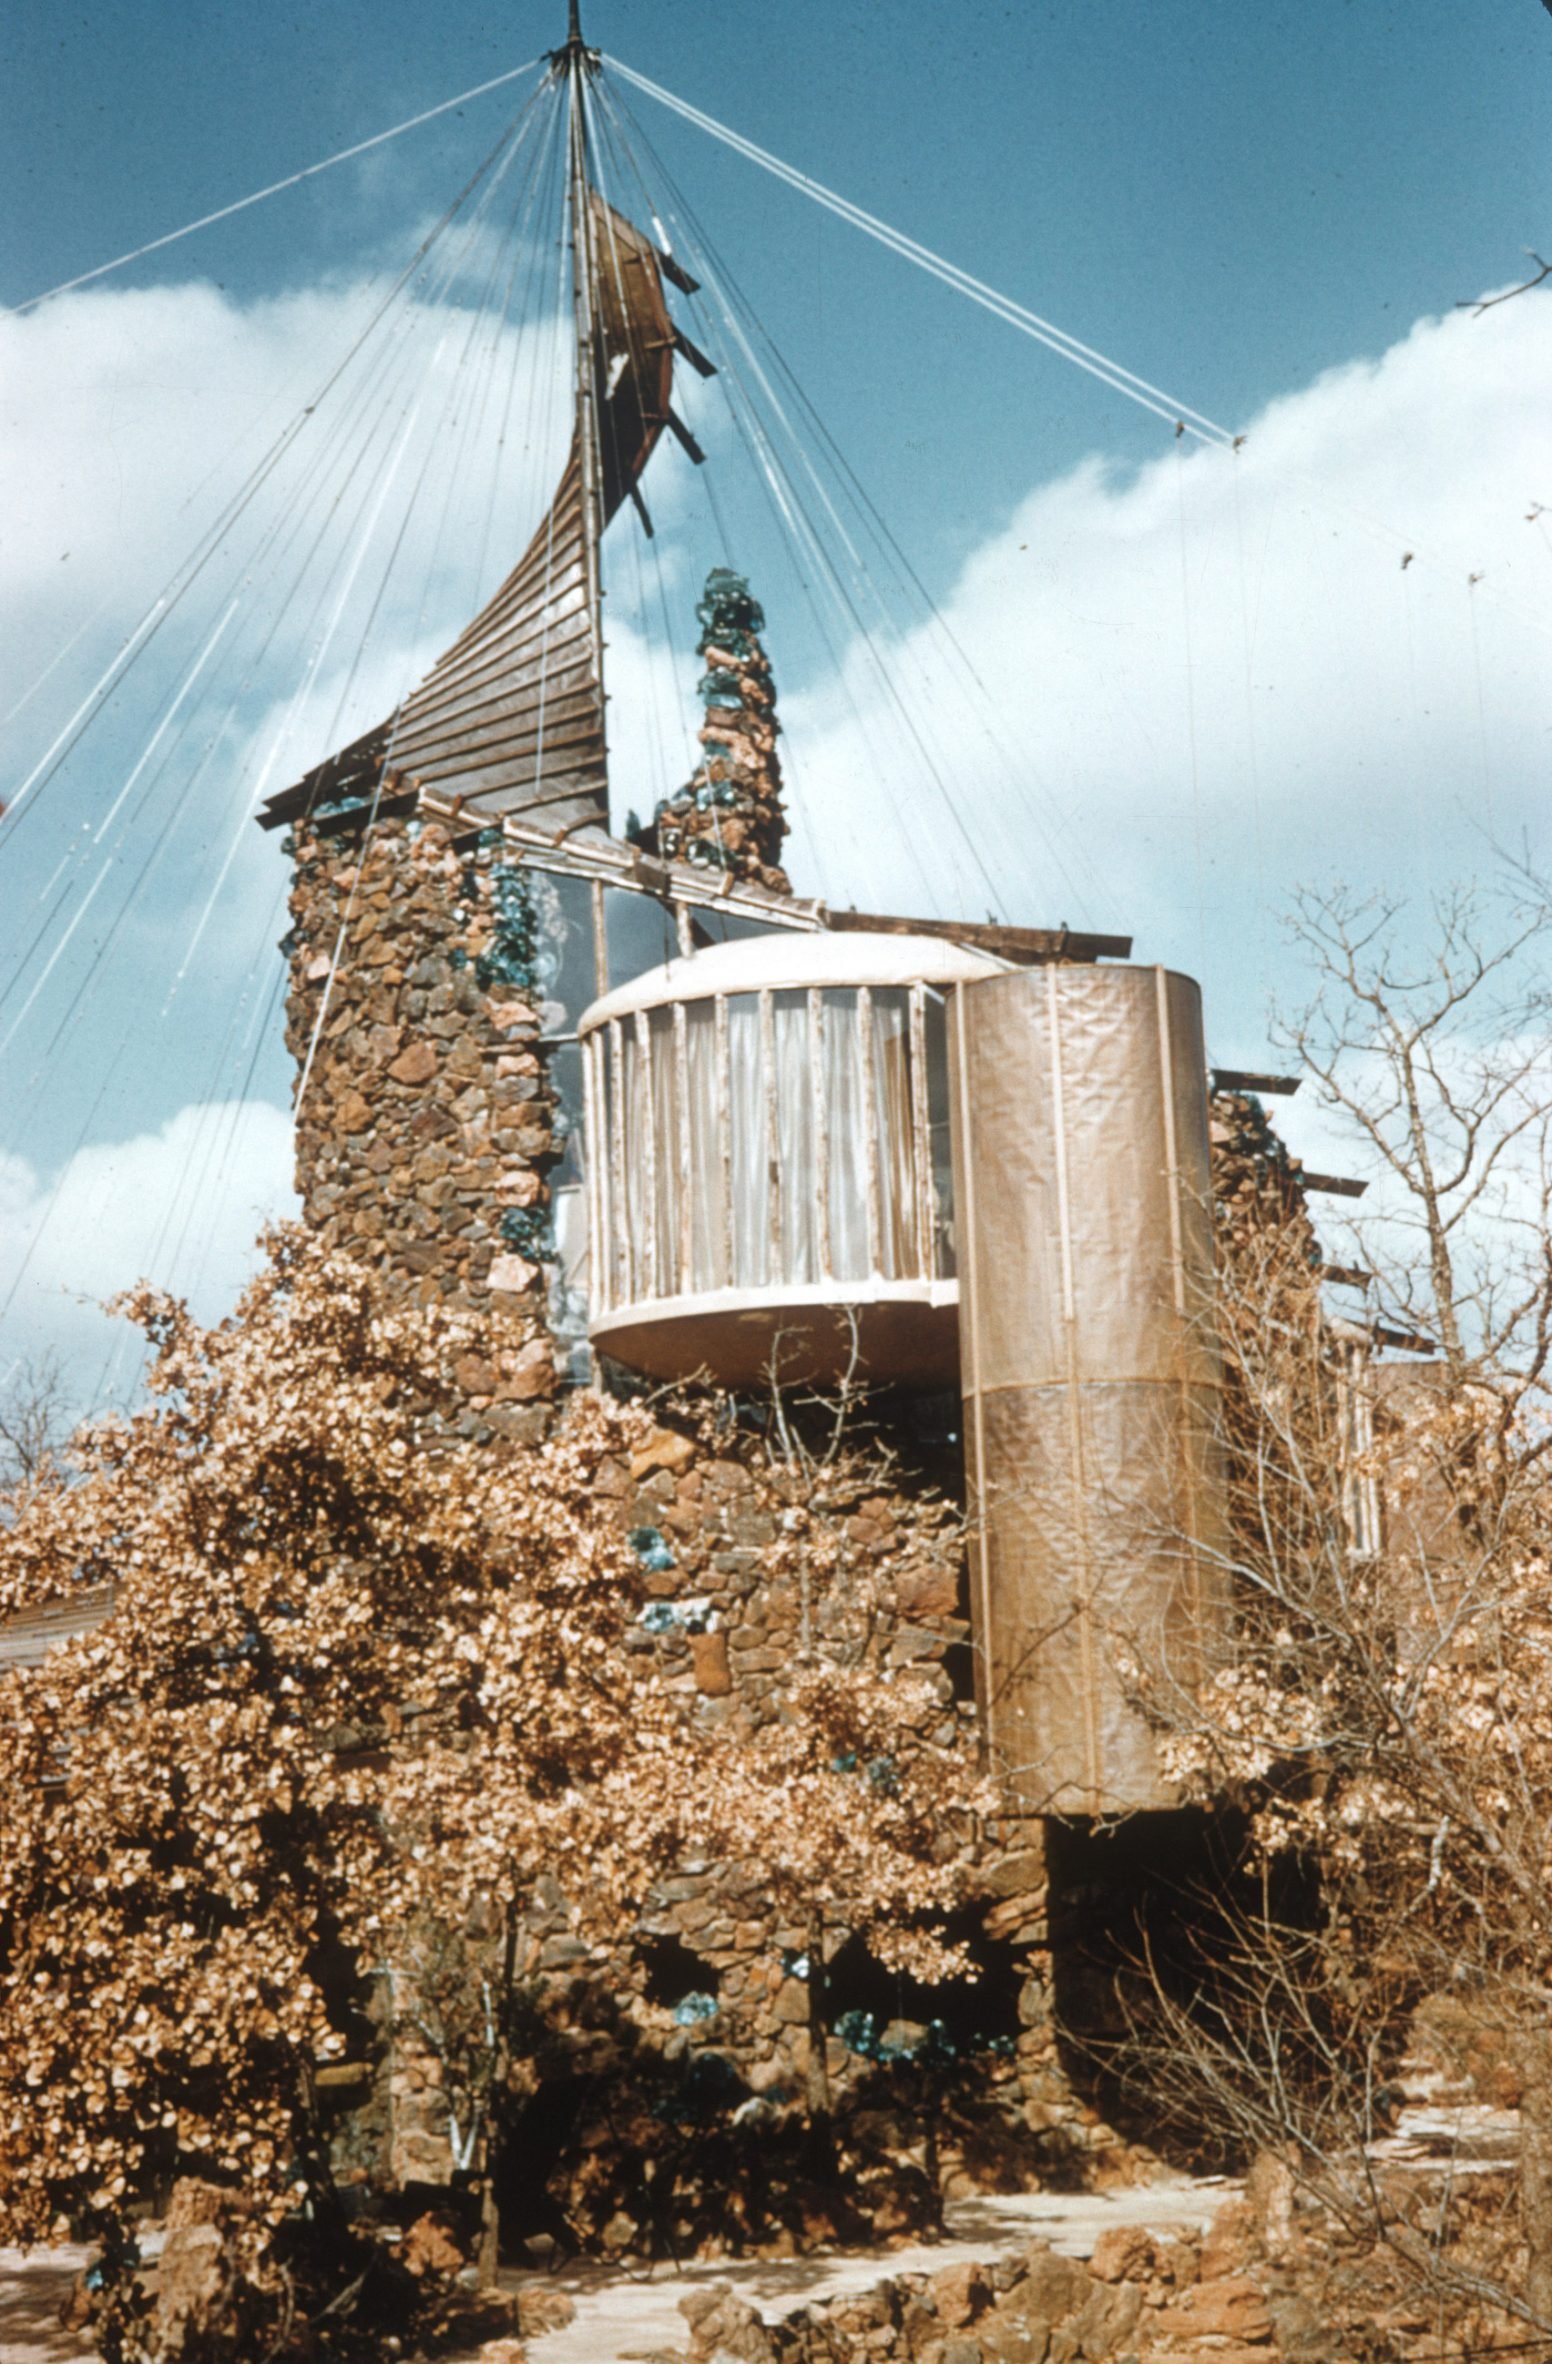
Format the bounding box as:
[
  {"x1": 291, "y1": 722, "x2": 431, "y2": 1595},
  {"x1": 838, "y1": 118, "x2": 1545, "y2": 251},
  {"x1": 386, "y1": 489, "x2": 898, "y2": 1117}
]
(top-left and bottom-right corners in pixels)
[
  {"x1": 379, "y1": 193, "x2": 679, "y2": 834},
  {"x1": 262, "y1": 170, "x2": 700, "y2": 839}
]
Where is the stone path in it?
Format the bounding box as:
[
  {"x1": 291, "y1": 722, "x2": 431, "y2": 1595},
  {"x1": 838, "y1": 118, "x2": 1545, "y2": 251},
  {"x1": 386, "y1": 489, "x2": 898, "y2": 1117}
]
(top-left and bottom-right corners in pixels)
[
  {"x1": 511, "y1": 2178, "x2": 1239, "y2": 2363},
  {"x1": 0, "y1": 2182, "x2": 1237, "y2": 2363}
]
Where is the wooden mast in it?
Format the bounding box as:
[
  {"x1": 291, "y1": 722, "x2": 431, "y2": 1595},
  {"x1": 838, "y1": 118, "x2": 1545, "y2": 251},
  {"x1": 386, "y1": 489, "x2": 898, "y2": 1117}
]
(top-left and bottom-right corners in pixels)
[{"x1": 562, "y1": 0, "x2": 606, "y2": 792}]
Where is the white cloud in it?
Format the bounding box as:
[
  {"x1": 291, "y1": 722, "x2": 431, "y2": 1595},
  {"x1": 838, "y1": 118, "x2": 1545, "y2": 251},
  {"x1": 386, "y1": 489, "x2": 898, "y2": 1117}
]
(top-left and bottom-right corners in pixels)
[
  {"x1": 0, "y1": 276, "x2": 571, "y2": 756},
  {"x1": 0, "y1": 274, "x2": 575, "y2": 1174},
  {"x1": 776, "y1": 290, "x2": 1552, "y2": 1088},
  {"x1": 0, "y1": 1100, "x2": 298, "y2": 1407}
]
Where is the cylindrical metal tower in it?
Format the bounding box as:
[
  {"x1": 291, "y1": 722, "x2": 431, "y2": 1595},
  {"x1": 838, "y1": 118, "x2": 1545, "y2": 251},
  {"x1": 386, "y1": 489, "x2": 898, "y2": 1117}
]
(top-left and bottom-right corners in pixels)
[{"x1": 950, "y1": 963, "x2": 1232, "y2": 1814}]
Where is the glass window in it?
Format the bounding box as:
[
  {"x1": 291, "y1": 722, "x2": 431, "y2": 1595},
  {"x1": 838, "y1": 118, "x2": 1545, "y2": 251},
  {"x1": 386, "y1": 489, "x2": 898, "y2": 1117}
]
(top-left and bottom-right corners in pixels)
[
  {"x1": 686, "y1": 908, "x2": 797, "y2": 951},
  {"x1": 600, "y1": 979, "x2": 958, "y2": 1310},
  {"x1": 871, "y1": 988, "x2": 915, "y2": 1280},
  {"x1": 772, "y1": 990, "x2": 818, "y2": 1284},
  {"x1": 648, "y1": 1005, "x2": 681, "y2": 1300},
  {"x1": 820, "y1": 990, "x2": 869, "y2": 1281},
  {"x1": 549, "y1": 1182, "x2": 591, "y2": 1364},
  {"x1": 616, "y1": 1009, "x2": 682, "y2": 1303},
  {"x1": 519, "y1": 875, "x2": 597, "y2": 1343},
  {"x1": 686, "y1": 1001, "x2": 726, "y2": 1295},
  {"x1": 548, "y1": 1041, "x2": 586, "y2": 1189},
  {"x1": 599, "y1": 1025, "x2": 624, "y2": 1307},
  {"x1": 607, "y1": 887, "x2": 677, "y2": 992},
  {"x1": 724, "y1": 995, "x2": 767, "y2": 1291},
  {"x1": 525, "y1": 869, "x2": 597, "y2": 1037}
]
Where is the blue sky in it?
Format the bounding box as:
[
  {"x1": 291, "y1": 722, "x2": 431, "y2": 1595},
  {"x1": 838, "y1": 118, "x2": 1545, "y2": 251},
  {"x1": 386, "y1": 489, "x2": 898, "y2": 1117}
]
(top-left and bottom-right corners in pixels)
[
  {"x1": 6, "y1": 3, "x2": 1548, "y2": 533},
  {"x1": 2, "y1": 1, "x2": 1550, "y2": 1399}
]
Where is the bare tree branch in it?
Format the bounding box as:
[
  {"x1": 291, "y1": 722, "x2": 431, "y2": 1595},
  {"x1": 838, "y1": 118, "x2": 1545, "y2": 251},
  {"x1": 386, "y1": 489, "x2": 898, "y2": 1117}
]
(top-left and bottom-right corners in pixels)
[
  {"x1": 1458, "y1": 253, "x2": 1552, "y2": 314},
  {"x1": 0, "y1": 1352, "x2": 75, "y2": 1491}
]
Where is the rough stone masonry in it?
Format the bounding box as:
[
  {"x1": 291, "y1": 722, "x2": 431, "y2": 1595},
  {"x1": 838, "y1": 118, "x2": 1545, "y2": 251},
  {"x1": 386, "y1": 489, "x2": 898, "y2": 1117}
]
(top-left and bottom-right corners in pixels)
[
  {"x1": 629, "y1": 568, "x2": 790, "y2": 894},
  {"x1": 285, "y1": 810, "x2": 558, "y2": 1440}
]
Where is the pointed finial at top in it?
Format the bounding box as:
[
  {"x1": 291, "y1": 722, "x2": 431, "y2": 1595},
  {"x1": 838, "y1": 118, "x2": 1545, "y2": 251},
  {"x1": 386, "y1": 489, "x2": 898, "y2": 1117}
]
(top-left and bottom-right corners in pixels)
[{"x1": 550, "y1": 0, "x2": 599, "y2": 73}]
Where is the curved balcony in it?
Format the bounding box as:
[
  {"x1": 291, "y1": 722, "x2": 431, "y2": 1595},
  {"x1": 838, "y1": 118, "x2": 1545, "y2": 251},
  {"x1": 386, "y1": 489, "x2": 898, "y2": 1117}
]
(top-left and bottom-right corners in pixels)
[{"x1": 578, "y1": 931, "x2": 1006, "y2": 1387}]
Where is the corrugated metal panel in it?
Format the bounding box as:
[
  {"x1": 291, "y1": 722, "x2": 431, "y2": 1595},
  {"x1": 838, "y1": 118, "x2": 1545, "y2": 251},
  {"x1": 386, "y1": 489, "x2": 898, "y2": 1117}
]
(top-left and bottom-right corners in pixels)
[
  {"x1": 0, "y1": 1584, "x2": 114, "y2": 1669},
  {"x1": 951, "y1": 965, "x2": 1232, "y2": 1816},
  {"x1": 263, "y1": 193, "x2": 678, "y2": 839}
]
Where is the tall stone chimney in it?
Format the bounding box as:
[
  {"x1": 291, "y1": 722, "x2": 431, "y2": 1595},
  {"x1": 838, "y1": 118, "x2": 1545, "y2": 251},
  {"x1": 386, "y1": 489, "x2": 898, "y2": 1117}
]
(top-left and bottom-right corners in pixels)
[{"x1": 632, "y1": 569, "x2": 789, "y2": 894}]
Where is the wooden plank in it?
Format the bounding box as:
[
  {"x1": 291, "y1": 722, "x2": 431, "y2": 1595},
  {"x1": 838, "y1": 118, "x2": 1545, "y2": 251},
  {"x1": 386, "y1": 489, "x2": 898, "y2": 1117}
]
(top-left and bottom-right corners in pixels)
[
  {"x1": 258, "y1": 725, "x2": 391, "y2": 829},
  {"x1": 262, "y1": 191, "x2": 679, "y2": 844},
  {"x1": 1301, "y1": 1170, "x2": 1369, "y2": 1199},
  {"x1": 822, "y1": 909, "x2": 1130, "y2": 964},
  {"x1": 1211, "y1": 1067, "x2": 1302, "y2": 1097},
  {"x1": 395, "y1": 680, "x2": 604, "y2": 766},
  {"x1": 393, "y1": 626, "x2": 595, "y2": 740},
  {"x1": 0, "y1": 1585, "x2": 114, "y2": 1668}
]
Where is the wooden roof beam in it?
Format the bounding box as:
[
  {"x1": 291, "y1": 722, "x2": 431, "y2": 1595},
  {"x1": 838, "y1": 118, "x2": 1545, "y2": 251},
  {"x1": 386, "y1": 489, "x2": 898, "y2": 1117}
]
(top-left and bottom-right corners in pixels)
[
  {"x1": 818, "y1": 908, "x2": 1130, "y2": 964},
  {"x1": 1211, "y1": 1067, "x2": 1302, "y2": 1097}
]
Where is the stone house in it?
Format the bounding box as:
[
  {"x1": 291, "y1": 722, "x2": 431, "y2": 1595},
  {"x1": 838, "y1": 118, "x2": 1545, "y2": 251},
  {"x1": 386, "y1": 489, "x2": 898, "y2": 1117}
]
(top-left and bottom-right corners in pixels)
[{"x1": 243, "y1": 19, "x2": 1379, "y2": 2236}]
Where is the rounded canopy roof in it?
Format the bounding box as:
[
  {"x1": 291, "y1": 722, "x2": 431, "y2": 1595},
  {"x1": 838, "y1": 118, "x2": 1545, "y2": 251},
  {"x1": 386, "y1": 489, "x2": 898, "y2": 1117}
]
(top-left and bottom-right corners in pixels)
[{"x1": 580, "y1": 926, "x2": 1010, "y2": 1029}]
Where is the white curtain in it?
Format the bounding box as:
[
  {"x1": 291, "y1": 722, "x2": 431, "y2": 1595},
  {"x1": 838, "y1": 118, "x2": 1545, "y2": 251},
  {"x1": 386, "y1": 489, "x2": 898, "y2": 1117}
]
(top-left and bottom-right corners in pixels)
[
  {"x1": 923, "y1": 993, "x2": 955, "y2": 1278},
  {"x1": 821, "y1": 991, "x2": 869, "y2": 1281},
  {"x1": 647, "y1": 1007, "x2": 680, "y2": 1297},
  {"x1": 620, "y1": 1022, "x2": 652, "y2": 1305},
  {"x1": 686, "y1": 1002, "x2": 726, "y2": 1292},
  {"x1": 608, "y1": 981, "x2": 956, "y2": 1305},
  {"x1": 871, "y1": 990, "x2": 915, "y2": 1280},
  {"x1": 726, "y1": 996, "x2": 768, "y2": 1288},
  {"x1": 773, "y1": 992, "x2": 819, "y2": 1283}
]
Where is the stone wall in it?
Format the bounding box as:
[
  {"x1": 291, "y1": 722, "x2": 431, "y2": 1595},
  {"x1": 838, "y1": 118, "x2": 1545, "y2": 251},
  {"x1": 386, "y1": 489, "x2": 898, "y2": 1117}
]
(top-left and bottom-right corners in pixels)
[
  {"x1": 322, "y1": 1386, "x2": 1111, "y2": 2245},
  {"x1": 664, "y1": 2161, "x2": 1530, "y2": 2364},
  {"x1": 1209, "y1": 1087, "x2": 1320, "y2": 1278},
  {"x1": 580, "y1": 1415, "x2": 1074, "y2": 2152},
  {"x1": 671, "y1": 2209, "x2": 1283, "y2": 2364},
  {"x1": 282, "y1": 809, "x2": 558, "y2": 1439}
]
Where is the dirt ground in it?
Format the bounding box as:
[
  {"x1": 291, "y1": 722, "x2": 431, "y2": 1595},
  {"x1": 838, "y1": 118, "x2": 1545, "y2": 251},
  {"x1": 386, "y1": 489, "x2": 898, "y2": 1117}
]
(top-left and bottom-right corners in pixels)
[{"x1": 0, "y1": 2247, "x2": 92, "y2": 2364}]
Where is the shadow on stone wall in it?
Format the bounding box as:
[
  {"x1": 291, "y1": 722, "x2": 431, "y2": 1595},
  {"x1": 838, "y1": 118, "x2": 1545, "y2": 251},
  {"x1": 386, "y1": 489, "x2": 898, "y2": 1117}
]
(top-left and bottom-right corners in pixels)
[{"x1": 488, "y1": 1933, "x2": 1067, "y2": 2268}]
